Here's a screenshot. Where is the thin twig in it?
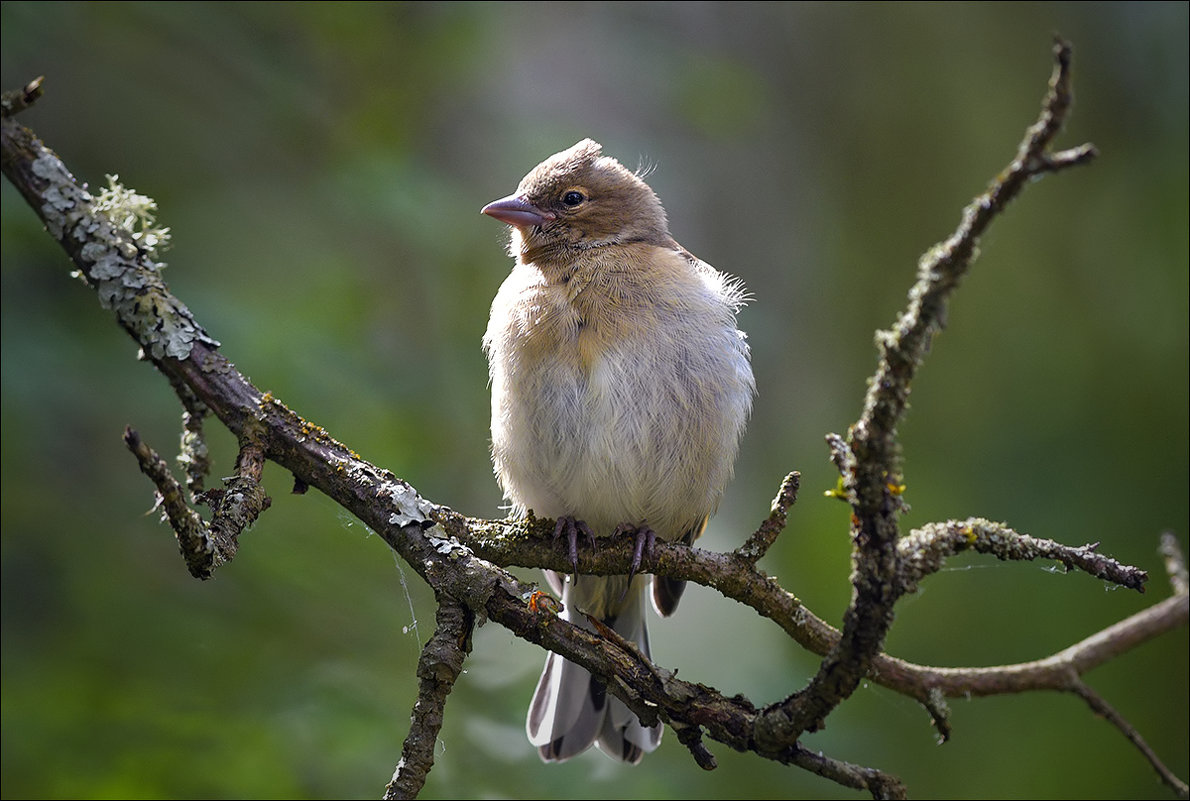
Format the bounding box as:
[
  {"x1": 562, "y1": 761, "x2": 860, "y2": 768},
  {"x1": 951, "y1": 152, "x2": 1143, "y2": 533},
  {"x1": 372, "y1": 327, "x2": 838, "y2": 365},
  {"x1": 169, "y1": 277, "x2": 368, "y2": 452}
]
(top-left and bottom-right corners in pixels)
[
  {"x1": 1160, "y1": 532, "x2": 1189, "y2": 597},
  {"x1": 735, "y1": 471, "x2": 800, "y2": 564},
  {"x1": 787, "y1": 744, "x2": 907, "y2": 800},
  {"x1": 164, "y1": 372, "x2": 213, "y2": 496},
  {"x1": 898, "y1": 518, "x2": 1147, "y2": 593},
  {"x1": 0, "y1": 75, "x2": 43, "y2": 117},
  {"x1": 1072, "y1": 678, "x2": 1190, "y2": 799},
  {"x1": 124, "y1": 426, "x2": 218, "y2": 579}
]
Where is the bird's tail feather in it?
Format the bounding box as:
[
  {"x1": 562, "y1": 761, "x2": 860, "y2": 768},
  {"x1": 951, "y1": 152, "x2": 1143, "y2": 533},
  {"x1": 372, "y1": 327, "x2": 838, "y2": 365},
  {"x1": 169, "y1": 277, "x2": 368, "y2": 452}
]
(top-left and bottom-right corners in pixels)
[{"x1": 526, "y1": 574, "x2": 662, "y2": 763}]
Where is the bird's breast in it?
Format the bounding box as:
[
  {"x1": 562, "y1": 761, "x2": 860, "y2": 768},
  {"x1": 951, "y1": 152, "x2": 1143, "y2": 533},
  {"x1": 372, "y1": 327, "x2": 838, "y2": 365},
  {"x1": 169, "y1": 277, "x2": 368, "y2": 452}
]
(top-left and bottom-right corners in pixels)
[{"x1": 486, "y1": 261, "x2": 751, "y2": 537}]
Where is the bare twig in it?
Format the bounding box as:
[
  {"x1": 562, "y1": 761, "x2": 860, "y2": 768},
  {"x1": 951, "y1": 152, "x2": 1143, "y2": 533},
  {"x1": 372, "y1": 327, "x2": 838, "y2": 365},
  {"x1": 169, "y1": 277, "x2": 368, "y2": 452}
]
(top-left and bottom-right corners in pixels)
[
  {"x1": 735, "y1": 471, "x2": 800, "y2": 564},
  {"x1": 0, "y1": 75, "x2": 43, "y2": 117},
  {"x1": 673, "y1": 723, "x2": 718, "y2": 770},
  {"x1": 788, "y1": 745, "x2": 907, "y2": 800},
  {"x1": 868, "y1": 593, "x2": 1188, "y2": 697},
  {"x1": 124, "y1": 426, "x2": 215, "y2": 578},
  {"x1": 453, "y1": 512, "x2": 1184, "y2": 704},
  {"x1": 165, "y1": 374, "x2": 213, "y2": 496},
  {"x1": 384, "y1": 599, "x2": 474, "y2": 800},
  {"x1": 1072, "y1": 679, "x2": 1190, "y2": 799},
  {"x1": 1161, "y1": 532, "x2": 1189, "y2": 597}
]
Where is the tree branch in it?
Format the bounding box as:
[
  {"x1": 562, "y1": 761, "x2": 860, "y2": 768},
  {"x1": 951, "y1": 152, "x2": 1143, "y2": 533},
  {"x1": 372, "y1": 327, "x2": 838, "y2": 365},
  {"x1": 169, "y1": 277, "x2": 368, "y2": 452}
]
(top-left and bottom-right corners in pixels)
[
  {"x1": 384, "y1": 598, "x2": 474, "y2": 800},
  {"x1": 765, "y1": 33, "x2": 1100, "y2": 749},
  {"x1": 2, "y1": 37, "x2": 1183, "y2": 799},
  {"x1": 1072, "y1": 678, "x2": 1190, "y2": 800}
]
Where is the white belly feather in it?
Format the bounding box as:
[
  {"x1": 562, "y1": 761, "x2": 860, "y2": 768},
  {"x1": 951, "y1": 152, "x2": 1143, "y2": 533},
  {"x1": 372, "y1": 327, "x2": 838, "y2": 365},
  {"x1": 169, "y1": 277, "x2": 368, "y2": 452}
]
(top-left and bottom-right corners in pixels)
[{"x1": 485, "y1": 257, "x2": 753, "y2": 541}]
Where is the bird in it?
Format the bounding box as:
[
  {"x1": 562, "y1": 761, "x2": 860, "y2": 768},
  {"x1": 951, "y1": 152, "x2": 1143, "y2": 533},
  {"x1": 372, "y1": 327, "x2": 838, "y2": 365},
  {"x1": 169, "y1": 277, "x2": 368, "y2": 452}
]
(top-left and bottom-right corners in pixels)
[{"x1": 480, "y1": 139, "x2": 754, "y2": 763}]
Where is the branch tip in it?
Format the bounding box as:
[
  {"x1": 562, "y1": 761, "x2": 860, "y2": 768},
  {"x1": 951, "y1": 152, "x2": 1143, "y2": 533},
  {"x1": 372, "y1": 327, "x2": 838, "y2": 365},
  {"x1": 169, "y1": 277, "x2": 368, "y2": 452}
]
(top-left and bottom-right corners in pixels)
[
  {"x1": 124, "y1": 425, "x2": 215, "y2": 579},
  {"x1": 736, "y1": 471, "x2": 801, "y2": 563},
  {"x1": 1073, "y1": 679, "x2": 1190, "y2": 798},
  {"x1": 0, "y1": 76, "x2": 44, "y2": 117},
  {"x1": 674, "y1": 725, "x2": 718, "y2": 770}
]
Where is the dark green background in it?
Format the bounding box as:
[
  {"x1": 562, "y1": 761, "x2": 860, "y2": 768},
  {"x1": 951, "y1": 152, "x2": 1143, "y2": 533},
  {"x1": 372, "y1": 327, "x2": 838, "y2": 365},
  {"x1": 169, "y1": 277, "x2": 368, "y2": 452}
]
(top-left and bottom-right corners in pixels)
[{"x1": 2, "y1": 3, "x2": 1186, "y2": 799}]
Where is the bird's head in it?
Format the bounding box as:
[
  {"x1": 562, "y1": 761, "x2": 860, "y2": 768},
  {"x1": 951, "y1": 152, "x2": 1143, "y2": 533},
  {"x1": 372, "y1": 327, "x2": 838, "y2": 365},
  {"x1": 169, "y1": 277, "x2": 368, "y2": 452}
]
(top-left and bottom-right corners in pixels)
[{"x1": 482, "y1": 139, "x2": 670, "y2": 265}]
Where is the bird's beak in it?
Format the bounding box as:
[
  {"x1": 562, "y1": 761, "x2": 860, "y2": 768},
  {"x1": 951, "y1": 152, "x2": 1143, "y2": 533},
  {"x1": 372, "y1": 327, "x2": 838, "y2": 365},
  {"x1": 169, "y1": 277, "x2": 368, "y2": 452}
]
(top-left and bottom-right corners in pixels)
[{"x1": 481, "y1": 195, "x2": 556, "y2": 228}]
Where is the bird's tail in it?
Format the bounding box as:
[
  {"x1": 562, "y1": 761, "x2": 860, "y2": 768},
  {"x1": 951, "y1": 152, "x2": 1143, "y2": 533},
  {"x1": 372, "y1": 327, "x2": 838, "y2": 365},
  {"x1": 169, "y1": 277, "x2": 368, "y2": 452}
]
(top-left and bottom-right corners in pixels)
[{"x1": 526, "y1": 573, "x2": 662, "y2": 763}]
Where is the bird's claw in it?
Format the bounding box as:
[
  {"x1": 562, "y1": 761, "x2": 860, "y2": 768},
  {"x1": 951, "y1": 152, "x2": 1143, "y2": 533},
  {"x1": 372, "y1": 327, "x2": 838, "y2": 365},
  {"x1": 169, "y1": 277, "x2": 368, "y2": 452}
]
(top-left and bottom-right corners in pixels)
[
  {"x1": 613, "y1": 521, "x2": 657, "y2": 585},
  {"x1": 553, "y1": 515, "x2": 596, "y2": 576}
]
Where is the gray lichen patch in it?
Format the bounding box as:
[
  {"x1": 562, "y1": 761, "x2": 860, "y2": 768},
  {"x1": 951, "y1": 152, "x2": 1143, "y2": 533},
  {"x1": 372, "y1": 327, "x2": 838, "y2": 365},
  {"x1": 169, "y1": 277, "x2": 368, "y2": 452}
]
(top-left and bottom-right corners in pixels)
[{"x1": 33, "y1": 152, "x2": 219, "y2": 360}]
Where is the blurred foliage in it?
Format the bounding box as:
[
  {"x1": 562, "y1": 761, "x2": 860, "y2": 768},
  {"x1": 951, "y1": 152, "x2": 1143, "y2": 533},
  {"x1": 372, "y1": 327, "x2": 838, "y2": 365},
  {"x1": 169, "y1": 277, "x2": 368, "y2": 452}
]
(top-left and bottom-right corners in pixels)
[{"x1": 2, "y1": 3, "x2": 1186, "y2": 799}]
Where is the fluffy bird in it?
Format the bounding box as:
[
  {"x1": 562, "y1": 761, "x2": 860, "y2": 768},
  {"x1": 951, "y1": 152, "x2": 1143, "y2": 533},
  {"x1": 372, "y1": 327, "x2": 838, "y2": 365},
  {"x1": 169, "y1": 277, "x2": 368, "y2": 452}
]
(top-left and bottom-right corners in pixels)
[{"x1": 481, "y1": 139, "x2": 754, "y2": 763}]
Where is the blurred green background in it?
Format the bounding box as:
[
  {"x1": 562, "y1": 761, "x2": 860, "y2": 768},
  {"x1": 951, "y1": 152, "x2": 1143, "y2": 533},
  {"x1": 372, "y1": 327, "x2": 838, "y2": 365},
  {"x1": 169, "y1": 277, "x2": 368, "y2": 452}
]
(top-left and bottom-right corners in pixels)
[{"x1": 2, "y1": 3, "x2": 1186, "y2": 799}]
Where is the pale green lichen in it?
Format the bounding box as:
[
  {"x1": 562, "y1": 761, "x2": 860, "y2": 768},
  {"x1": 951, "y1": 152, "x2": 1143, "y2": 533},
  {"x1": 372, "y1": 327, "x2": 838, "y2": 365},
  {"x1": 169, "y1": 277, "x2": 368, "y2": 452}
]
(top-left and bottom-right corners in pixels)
[
  {"x1": 32, "y1": 152, "x2": 218, "y2": 360},
  {"x1": 92, "y1": 174, "x2": 171, "y2": 259},
  {"x1": 387, "y1": 481, "x2": 435, "y2": 528}
]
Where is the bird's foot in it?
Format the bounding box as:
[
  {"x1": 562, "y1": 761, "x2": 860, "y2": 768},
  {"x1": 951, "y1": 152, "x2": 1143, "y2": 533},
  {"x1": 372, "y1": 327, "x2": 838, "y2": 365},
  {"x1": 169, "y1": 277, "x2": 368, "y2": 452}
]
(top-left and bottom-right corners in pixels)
[
  {"x1": 553, "y1": 515, "x2": 596, "y2": 576},
  {"x1": 612, "y1": 521, "x2": 657, "y2": 585}
]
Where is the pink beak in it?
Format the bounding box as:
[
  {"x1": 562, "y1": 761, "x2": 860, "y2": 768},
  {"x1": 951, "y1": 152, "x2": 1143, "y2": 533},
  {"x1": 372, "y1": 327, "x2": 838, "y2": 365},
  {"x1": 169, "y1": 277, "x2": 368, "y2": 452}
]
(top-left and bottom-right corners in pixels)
[{"x1": 481, "y1": 195, "x2": 556, "y2": 228}]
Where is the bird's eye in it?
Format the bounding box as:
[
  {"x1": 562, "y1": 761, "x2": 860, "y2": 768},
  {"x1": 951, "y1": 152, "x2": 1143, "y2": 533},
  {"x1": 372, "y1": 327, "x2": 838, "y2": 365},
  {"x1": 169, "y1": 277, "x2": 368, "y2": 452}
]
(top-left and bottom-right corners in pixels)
[{"x1": 561, "y1": 190, "x2": 585, "y2": 207}]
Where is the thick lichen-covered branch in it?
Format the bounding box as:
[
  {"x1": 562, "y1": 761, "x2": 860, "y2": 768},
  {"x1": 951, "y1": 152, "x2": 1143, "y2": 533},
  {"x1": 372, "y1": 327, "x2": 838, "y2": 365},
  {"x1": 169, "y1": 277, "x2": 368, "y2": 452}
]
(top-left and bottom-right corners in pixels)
[{"x1": 0, "y1": 116, "x2": 216, "y2": 362}]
